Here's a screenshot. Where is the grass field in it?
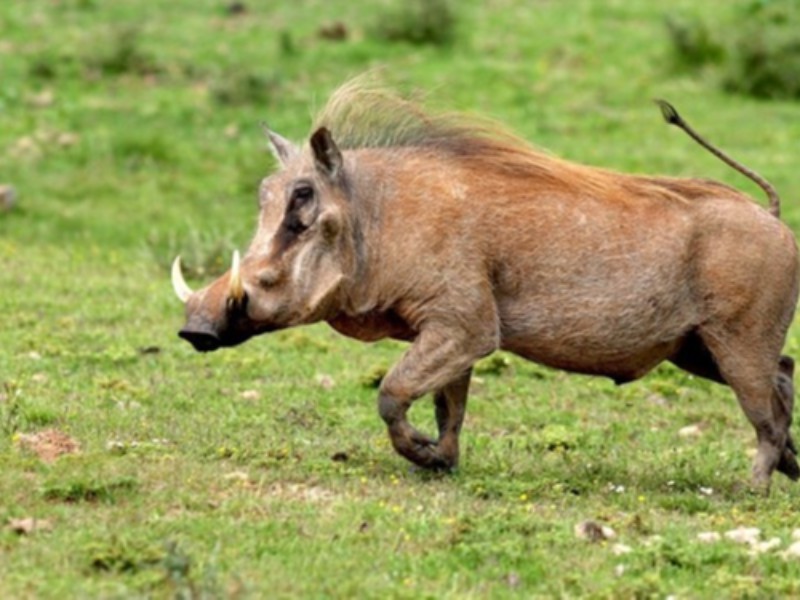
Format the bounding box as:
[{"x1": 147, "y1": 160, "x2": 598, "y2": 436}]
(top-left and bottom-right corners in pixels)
[{"x1": 3, "y1": 0, "x2": 800, "y2": 597}]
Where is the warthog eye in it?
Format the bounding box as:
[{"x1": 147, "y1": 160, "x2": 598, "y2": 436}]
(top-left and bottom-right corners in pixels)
[
  {"x1": 291, "y1": 185, "x2": 314, "y2": 204},
  {"x1": 285, "y1": 183, "x2": 317, "y2": 233}
]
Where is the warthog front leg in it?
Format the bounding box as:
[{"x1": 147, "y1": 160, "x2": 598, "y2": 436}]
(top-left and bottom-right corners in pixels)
[{"x1": 378, "y1": 326, "x2": 492, "y2": 470}]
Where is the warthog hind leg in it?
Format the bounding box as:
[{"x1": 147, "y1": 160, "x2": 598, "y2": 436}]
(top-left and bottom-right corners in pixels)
[
  {"x1": 701, "y1": 329, "x2": 798, "y2": 492},
  {"x1": 775, "y1": 355, "x2": 799, "y2": 480}
]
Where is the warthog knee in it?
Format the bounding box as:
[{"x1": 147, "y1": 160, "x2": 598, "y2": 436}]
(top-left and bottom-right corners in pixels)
[{"x1": 377, "y1": 391, "x2": 406, "y2": 427}]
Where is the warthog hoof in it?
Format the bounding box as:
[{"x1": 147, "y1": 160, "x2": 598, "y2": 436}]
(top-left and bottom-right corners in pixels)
[
  {"x1": 392, "y1": 429, "x2": 456, "y2": 471},
  {"x1": 777, "y1": 436, "x2": 800, "y2": 481}
]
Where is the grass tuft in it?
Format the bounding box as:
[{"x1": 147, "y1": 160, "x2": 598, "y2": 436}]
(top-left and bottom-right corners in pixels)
[
  {"x1": 85, "y1": 27, "x2": 160, "y2": 78},
  {"x1": 43, "y1": 477, "x2": 139, "y2": 504},
  {"x1": 87, "y1": 536, "x2": 164, "y2": 573},
  {"x1": 1, "y1": 382, "x2": 23, "y2": 435},
  {"x1": 474, "y1": 354, "x2": 513, "y2": 376},
  {"x1": 665, "y1": 0, "x2": 800, "y2": 100},
  {"x1": 369, "y1": 0, "x2": 458, "y2": 46},
  {"x1": 360, "y1": 364, "x2": 389, "y2": 388},
  {"x1": 664, "y1": 15, "x2": 725, "y2": 70},
  {"x1": 210, "y1": 70, "x2": 281, "y2": 107}
]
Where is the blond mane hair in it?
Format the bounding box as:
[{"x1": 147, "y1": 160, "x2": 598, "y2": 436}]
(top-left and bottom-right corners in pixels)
[
  {"x1": 311, "y1": 78, "x2": 529, "y2": 153},
  {"x1": 310, "y1": 78, "x2": 742, "y2": 202}
]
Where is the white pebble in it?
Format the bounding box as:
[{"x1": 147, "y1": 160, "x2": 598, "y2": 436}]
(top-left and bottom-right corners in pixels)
[
  {"x1": 644, "y1": 535, "x2": 663, "y2": 547},
  {"x1": 106, "y1": 440, "x2": 126, "y2": 453},
  {"x1": 724, "y1": 527, "x2": 761, "y2": 545},
  {"x1": 750, "y1": 537, "x2": 782, "y2": 555},
  {"x1": 315, "y1": 374, "x2": 336, "y2": 390},
  {"x1": 678, "y1": 424, "x2": 702, "y2": 437},
  {"x1": 0, "y1": 184, "x2": 17, "y2": 211},
  {"x1": 612, "y1": 543, "x2": 632, "y2": 555},
  {"x1": 782, "y1": 541, "x2": 800, "y2": 559},
  {"x1": 574, "y1": 520, "x2": 616, "y2": 542}
]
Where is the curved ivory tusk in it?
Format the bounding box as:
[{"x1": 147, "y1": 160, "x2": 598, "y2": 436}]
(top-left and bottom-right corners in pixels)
[
  {"x1": 171, "y1": 256, "x2": 194, "y2": 303},
  {"x1": 229, "y1": 249, "x2": 244, "y2": 303}
]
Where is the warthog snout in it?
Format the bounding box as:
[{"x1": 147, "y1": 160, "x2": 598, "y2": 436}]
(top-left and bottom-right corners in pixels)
[
  {"x1": 173, "y1": 251, "x2": 257, "y2": 351},
  {"x1": 178, "y1": 320, "x2": 222, "y2": 352}
]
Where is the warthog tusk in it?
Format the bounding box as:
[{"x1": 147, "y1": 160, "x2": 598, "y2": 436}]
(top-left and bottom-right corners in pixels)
[
  {"x1": 171, "y1": 256, "x2": 193, "y2": 303},
  {"x1": 229, "y1": 249, "x2": 245, "y2": 304}
]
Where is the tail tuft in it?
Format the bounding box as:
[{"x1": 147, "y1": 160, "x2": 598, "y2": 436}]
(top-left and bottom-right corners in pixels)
[{"x1": 654, "y1": 99, "x2": 682, "y2": 127}]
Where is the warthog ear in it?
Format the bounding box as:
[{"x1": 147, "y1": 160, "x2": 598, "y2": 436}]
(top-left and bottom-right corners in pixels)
[
  {"x1": 263, "y1": 126, "x2": 298, "y2": 167},
  {"x1": 309, "y1": 127, "x2": 343, "y2": 179}
]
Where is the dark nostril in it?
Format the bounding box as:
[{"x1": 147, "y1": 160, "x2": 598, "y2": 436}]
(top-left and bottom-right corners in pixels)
[{"x1": 178, "y1": 328, "x2": 222, "y2": 352}]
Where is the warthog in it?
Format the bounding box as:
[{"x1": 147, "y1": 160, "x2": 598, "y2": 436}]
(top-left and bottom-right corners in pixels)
[{"x1": 173, "y1": 81, "x2": 799, "y2": 491}]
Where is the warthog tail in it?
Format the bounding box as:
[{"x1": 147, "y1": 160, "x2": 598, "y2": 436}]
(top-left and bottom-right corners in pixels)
[{"x1": 655, "y1": 99, "x2": 781, "y2": 219}]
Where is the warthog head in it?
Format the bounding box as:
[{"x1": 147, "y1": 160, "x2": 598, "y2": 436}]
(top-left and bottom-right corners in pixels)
[{"x1": 172, "y1": 127, "x2": 353, "y2": 351}]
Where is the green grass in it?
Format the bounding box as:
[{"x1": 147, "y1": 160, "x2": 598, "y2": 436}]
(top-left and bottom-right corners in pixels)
[{"x1": 3, "y1": 0, "x2": 800, "y2": 597}]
